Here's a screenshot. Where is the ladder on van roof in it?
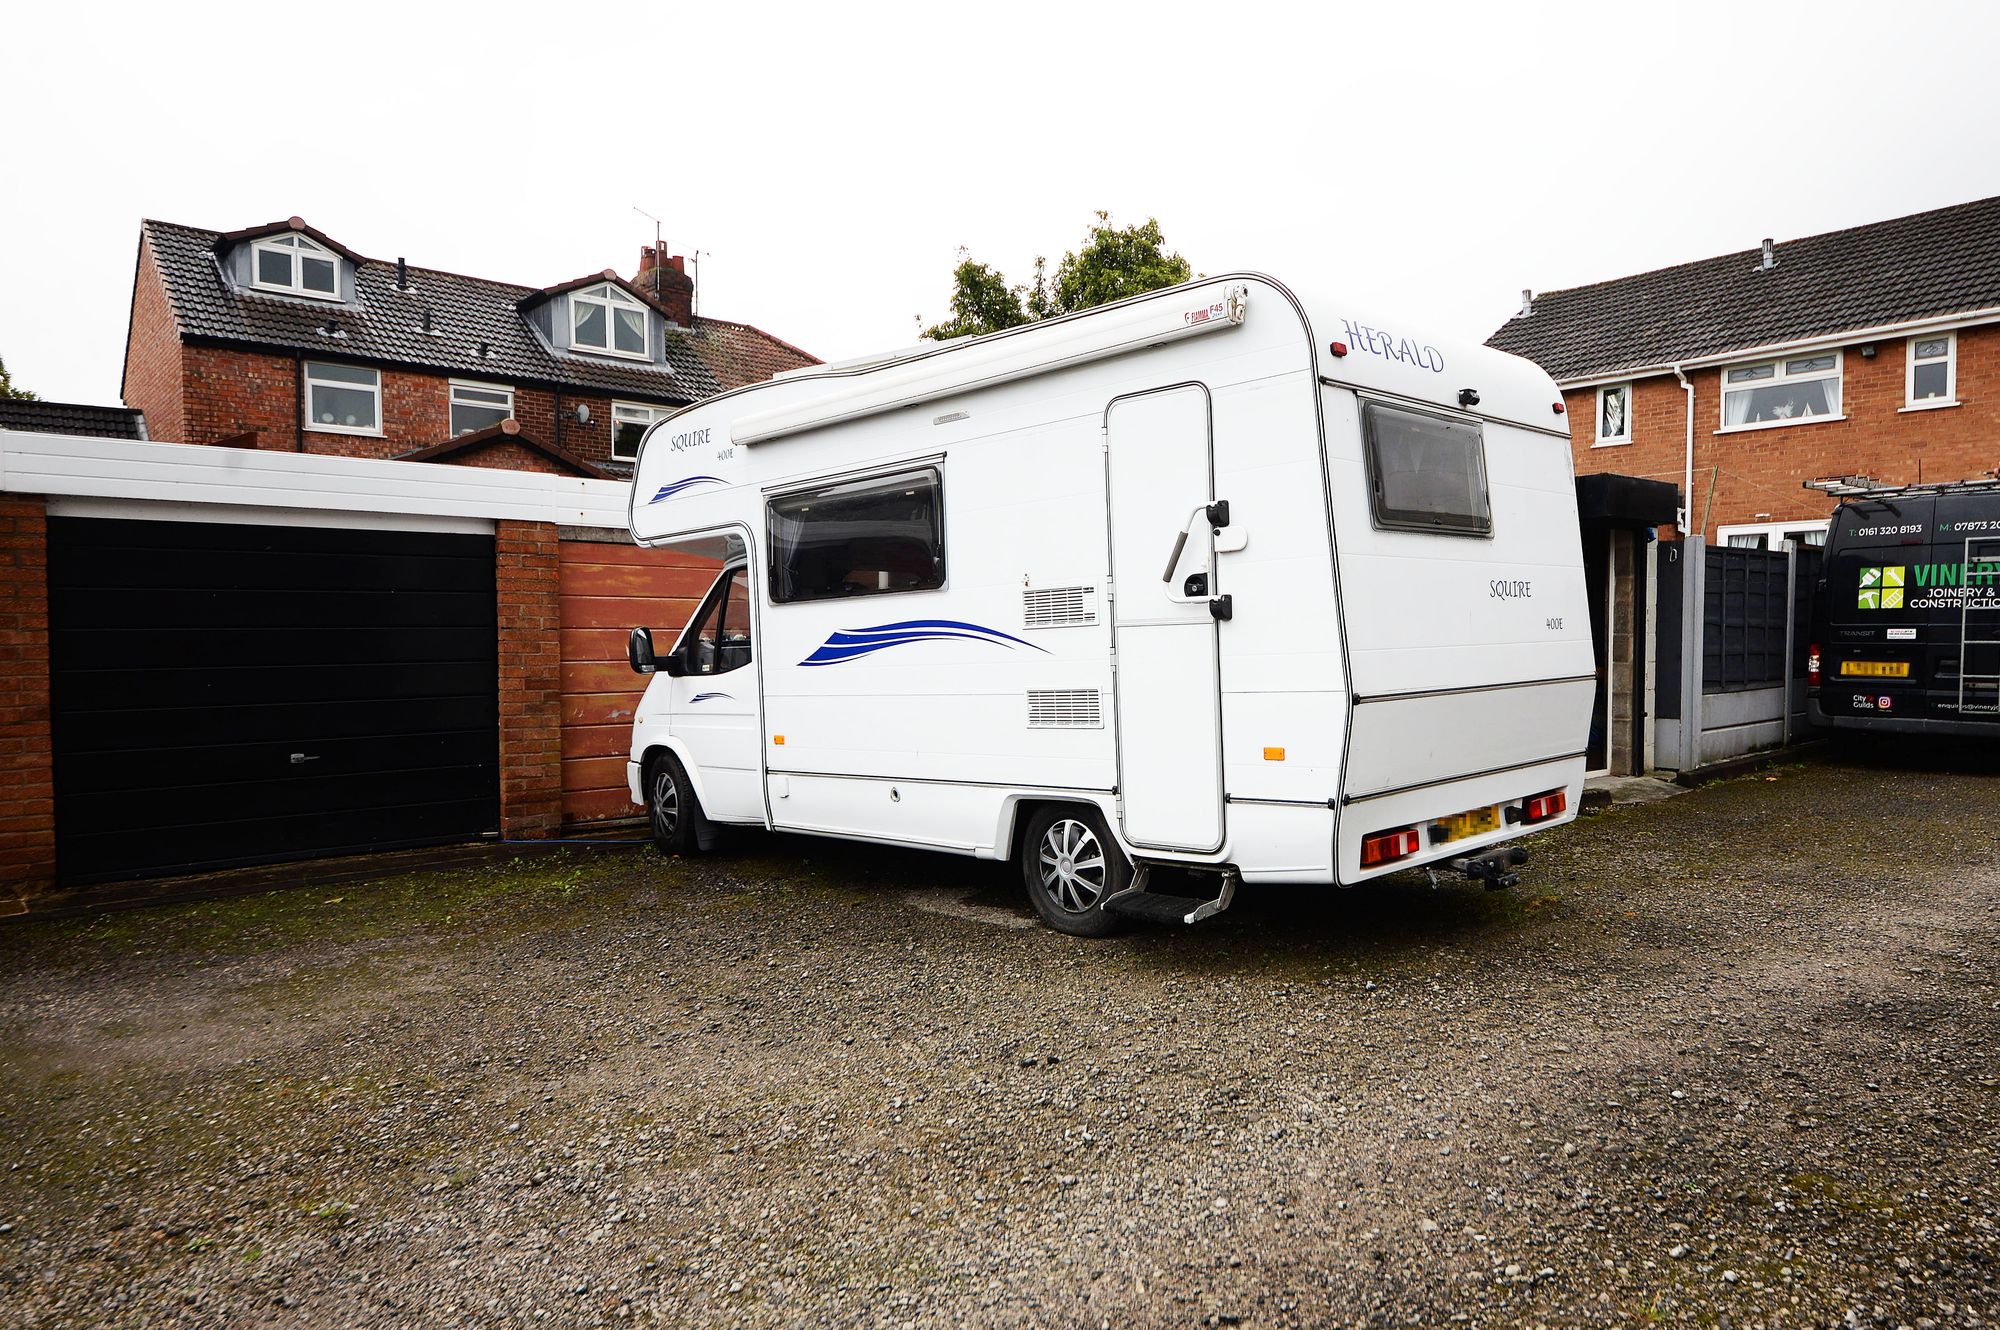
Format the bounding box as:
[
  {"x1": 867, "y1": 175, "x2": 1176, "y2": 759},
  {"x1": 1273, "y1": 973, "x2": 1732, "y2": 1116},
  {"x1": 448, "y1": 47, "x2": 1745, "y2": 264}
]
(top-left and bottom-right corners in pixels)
[
  {"x1": 1806, "y1": 474, "x2": 2000, "y2": 499},
  {"x1": 1959, "y1": 536, "x2": 2000, "y2": 715}
]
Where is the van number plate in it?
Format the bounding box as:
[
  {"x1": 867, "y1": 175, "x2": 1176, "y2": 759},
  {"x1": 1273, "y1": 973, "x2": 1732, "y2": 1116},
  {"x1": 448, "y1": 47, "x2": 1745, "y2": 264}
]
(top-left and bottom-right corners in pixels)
[
  {"x1": 1438, "y1": 805, "x2": 1501, "y2": 842},
  {"x1": 1840, "y1": 661, "x2": 1910, "y2": 678}
]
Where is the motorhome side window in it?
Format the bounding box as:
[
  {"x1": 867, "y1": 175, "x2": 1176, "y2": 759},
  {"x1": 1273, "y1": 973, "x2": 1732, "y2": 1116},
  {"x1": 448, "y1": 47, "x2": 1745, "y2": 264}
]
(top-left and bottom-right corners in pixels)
[
  {"x1": 767, "y1": 467, "x2": 945, "y2": 603},
  {"x1": 1361, "y1": 402, "x2": 1493, "y2": 536}
]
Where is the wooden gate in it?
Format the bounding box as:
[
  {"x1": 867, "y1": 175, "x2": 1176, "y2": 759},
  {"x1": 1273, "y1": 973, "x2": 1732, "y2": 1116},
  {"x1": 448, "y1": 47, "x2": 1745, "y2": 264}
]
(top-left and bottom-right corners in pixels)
[{"x1": 558, "y1": 539, "x2": 718, "y2": 826}]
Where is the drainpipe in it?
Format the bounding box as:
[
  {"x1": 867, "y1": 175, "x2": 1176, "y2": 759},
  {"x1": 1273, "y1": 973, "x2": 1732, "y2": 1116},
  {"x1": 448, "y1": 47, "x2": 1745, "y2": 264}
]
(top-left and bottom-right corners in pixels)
[{"x1": 1673, "y1": 363, "x2": 1695, "y2": 536}]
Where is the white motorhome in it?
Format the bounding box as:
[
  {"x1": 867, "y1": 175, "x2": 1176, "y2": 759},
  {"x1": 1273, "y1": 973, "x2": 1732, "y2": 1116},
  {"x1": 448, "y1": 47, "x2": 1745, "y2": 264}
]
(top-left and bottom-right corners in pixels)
[{"x1": 620, "y1": 274, "x2": 1593, "y2": 935}]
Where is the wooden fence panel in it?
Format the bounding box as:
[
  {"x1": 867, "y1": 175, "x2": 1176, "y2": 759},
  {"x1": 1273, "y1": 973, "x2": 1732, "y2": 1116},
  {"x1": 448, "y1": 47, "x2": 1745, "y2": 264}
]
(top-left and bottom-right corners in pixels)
[{"x1": 557, "y1": 541, "x2": 719, "y2": 827}]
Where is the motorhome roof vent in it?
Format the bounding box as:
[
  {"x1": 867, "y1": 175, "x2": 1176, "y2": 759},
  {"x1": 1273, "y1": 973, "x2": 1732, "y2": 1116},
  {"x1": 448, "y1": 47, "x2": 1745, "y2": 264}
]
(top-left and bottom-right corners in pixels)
[
  {"x1": 1027, "y1": 689, "x2": 1103, "y2": 729},
  {"x1": 1022, "y1": 584, "x2": 1098, "y2": 629}
]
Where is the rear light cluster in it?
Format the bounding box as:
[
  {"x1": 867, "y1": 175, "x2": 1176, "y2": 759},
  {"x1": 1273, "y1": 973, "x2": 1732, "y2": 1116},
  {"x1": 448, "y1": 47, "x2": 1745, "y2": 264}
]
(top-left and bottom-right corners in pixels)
[
  {"x1": 1808, "y1": 643, "x2": 1822, "y2": 687},
  {"x1": 1359, "y1": 787, "x2": 1570, "y2": 870},
  {"x1": 1359, "y1": 826, "x2": 1422, "y2": 868},
  {"x1": 1522, "y1": 788, "x2": 1566, "y2": 824}
]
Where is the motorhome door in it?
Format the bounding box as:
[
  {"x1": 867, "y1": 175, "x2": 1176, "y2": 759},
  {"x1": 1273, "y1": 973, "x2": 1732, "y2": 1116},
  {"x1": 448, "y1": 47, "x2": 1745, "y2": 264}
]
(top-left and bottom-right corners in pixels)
[
  {"x1": 1104, "y1": 385, "x2": 1225, "y2": 852},
  {"x1": 666, "y1": 563, "x2": 764, "y2": 822}
]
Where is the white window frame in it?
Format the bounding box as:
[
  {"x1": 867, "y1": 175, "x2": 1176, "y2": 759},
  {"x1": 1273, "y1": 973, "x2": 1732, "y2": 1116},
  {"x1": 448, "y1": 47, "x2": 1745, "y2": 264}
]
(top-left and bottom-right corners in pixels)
[
  {"x1": 1902, "y1": 332, "x2": 1958, "y2": 410},
  {"x1": 1593, "y1": 382, "x2": 1633, "y2": 447},
  {"x1": 1716, "y1": 350, "x2": 1844, "y2": 434},
  {"x1": 611, "y1": 401, "x2": 672, "y2": 462},
  {"x1": 448, "y1": 380, "x2": 515, "y2": 436},
  {"x1": 250, "y1": 233, "x2": 341, "y2": 301},
  {"x1": 570, "y1": 283, "x2": 651, "y2": 361},
  {"x1": 1715, "y1": 519, "x2": 1829, "y2": 551},
  {"x1": 302, "y1": 361, "x2": 383, "y2": 437}
]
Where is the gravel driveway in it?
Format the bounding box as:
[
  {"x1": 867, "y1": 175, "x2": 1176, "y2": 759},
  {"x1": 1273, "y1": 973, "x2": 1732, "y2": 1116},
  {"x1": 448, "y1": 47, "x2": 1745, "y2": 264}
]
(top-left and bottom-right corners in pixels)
[{"x1": 3, "y1": 747, "x2": 1998, "y2": 1329}]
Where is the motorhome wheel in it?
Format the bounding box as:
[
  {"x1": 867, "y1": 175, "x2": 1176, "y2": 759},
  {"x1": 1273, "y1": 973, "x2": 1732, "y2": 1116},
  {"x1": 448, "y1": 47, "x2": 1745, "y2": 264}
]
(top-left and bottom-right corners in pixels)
[
  {"x1": 1021, "y1": 805, "x2": 1130, "y2": 937},
  {"x1": 647, "y1": 754, "x2": 701, "y2": 855}
]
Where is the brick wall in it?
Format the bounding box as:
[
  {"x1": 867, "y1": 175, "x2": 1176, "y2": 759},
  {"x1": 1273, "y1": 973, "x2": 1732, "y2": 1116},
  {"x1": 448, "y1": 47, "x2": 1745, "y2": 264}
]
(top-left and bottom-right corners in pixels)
[
  {"x1": 515, "y1": 389, "x2": 619, "y2": 467},
  {"x1": 121, "y1": 237, "x2": 185, "y2": 442},
  {"x1": 496, "y1": 520, "x2": 563, "y2": 839},
  {"x1": 1568, "y1": 321, "x2": 2000, "y2": 531},
  {"x1": 184, "y1": 346, "x2": 300, "y2": 448},
  {"x1": 169, "y1": 348, "x2": 635, "y2": 465},
  {"x1": 0, "y1": 498, "x2": 53, "y2": 906}
]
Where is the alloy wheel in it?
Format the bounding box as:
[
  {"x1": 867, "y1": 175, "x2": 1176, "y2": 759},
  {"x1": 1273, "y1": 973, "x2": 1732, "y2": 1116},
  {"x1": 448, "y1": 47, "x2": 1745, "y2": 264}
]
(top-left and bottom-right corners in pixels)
[
  {"x1": 651, "y1": 766, "x2": 680, "y2": 839},
  {"x1": 1038, "y1": 817, "x2": 1108, "y2": 912}
]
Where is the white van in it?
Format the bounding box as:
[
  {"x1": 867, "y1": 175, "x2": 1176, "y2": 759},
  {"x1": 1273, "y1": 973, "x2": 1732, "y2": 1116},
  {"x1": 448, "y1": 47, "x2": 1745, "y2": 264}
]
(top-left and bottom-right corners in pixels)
[{"x1": 621, "y1": 275, "x2": 1593, "y2": 935}]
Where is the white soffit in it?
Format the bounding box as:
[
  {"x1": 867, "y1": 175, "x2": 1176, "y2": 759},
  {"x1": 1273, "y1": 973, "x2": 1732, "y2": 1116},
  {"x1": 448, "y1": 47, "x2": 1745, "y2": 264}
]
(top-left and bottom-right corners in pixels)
[{"x1": 0, "y1": 431, "x2": 630, "y2": 528}]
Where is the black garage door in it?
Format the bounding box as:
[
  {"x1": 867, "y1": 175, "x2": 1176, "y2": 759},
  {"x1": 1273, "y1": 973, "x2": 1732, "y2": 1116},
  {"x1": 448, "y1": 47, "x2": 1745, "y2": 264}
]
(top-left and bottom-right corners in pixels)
[{"x1": 49, "y1": 517, "x2": 500, "y2": 885}]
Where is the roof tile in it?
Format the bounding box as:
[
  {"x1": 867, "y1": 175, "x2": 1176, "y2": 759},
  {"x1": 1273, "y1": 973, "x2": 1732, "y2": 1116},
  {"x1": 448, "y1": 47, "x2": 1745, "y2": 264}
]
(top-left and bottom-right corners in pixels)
[
  {"x1": 143, "y1": 219, "x2": 724, "y2": 402},
  {"x1": 685, "y1": 316, "x2": 821, "y2": 391},
  {"x1": 1486, "y1": 195, "x2": 2000, "y2": 381},
  {"x1": 0, "y1": 399, "x2": 147, "y2": 439}
]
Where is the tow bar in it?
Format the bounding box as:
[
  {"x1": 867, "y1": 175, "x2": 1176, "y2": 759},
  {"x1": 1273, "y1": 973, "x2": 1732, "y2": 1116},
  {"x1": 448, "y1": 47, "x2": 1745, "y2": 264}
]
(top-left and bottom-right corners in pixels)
[{"x1": 1449, "y1": 845, "x2": 1528, "y2": 891}]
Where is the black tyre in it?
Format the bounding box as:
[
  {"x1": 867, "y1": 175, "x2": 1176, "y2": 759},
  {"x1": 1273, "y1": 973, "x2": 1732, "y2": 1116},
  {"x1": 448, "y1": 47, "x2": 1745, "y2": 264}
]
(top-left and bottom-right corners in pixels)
[
  {"x1": 646, "y1": 753, "x2": 702, "y2": 855},
  {"x1": 1020, "y1": 804, "x2": 1130, "y2": 937}
]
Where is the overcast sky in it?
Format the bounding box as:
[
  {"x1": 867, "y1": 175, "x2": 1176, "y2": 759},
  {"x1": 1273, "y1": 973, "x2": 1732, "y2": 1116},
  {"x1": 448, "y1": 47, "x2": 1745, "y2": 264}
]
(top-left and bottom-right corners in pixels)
[{"x1": 6, "y1": 1, "x2": 1999, "y2": 405}]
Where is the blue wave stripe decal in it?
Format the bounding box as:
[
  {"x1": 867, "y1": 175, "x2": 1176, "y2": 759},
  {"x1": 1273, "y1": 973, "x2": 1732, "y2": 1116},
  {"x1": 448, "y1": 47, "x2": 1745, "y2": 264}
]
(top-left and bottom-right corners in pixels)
[
  {"x1": 800, "y1": 619, "x2": 1047, "y2": 667},
  {"x1": 648, "y1": 475, "x2": 725, "y2": 504},
  {"x1": 688, "y1": 692, "x2": 734, "y2": 703}
]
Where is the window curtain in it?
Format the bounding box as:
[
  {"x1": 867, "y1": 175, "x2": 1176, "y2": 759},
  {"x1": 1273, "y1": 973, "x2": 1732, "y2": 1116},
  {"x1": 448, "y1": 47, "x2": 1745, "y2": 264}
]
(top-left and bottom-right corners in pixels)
[{"x1": 769, "y1": 510, "x2": 807, "y2": 601}]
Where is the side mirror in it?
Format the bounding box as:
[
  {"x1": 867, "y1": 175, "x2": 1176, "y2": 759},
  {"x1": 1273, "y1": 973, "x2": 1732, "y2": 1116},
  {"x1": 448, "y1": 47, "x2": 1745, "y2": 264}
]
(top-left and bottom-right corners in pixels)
[{"x1": 627, "y1": 627, "x2": 657, "y2": 675}]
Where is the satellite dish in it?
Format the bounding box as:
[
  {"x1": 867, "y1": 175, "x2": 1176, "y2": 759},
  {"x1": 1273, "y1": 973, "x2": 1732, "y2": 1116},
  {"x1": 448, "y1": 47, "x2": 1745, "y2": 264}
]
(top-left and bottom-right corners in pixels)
[{"x1": 573, "y1": 403, "x2": 591, "y2": 426}]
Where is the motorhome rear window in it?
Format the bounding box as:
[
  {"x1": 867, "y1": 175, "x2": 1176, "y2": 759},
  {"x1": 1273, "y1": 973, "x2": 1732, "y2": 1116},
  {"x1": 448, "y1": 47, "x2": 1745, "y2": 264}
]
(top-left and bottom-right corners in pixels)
[
  {"x1": 1361, "y1": 402, "x2": 1492, "y2": 535},
  {"x1": 767, "y1": 467, "x2": 945, "y2": 603}
]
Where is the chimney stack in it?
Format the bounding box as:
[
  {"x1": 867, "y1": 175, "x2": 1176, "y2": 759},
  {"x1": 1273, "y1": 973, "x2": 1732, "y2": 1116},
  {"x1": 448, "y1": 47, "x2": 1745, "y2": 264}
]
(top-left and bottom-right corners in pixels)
[
  {"x1": 1761, "y1": 237, "x2": 1776, "y2": 271},
  {"x1": 1518, "y1": 288, "x2": 1533, "y2": 318},
  {"x1": 633, "y1": 244, "x2": 693, "y2": 326}
]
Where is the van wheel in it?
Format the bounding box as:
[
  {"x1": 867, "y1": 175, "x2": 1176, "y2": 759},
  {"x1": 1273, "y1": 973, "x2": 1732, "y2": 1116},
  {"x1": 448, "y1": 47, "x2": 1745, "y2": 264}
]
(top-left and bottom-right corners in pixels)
[
  {"x1": 647, "y1": 754, "x2": 701, "y2": 855},
  {"x1": 1021, "y1": 805, "x2": 1129, "y2": 937}
]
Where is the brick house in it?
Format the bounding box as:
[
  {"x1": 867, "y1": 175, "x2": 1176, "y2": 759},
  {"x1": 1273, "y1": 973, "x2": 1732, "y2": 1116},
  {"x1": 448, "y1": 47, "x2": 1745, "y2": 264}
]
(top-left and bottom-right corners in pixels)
[
  {"x1": 1487, "y1": 195, "x2": 2000, "y2": 549},
  {"x1": 122, "y1": 216, "x2": 817, "y2": 476},
  {"x1": 0, "y1": 218, "x2": 824, "y2": 910}
]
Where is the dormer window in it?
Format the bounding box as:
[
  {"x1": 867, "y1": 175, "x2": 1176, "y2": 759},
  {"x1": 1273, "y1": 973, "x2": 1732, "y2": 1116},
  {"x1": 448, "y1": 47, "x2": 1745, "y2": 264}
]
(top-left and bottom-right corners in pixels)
[
  {"x1": 570, "y1": 283, "x2": 648, "y2": 359},
  {"x1": 251, "y1": 233, "x2": 340, "y2": 299}
]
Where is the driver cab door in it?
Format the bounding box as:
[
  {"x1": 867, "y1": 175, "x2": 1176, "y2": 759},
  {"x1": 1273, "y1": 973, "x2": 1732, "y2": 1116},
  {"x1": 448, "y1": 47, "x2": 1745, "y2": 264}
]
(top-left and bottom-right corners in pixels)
[{"x1": 666, "y1": 562, "x2": 763, "y2": 822}]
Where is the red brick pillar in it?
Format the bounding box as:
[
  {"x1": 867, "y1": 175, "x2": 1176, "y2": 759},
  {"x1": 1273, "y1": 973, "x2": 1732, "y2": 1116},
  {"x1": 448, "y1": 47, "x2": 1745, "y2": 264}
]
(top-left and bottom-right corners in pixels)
[
  {"x1": 496, "y1": 520, "x2": 562, "y2": 839},
  {"x1": 0, "y1": 497, "x2": 54, "y2": 907}
]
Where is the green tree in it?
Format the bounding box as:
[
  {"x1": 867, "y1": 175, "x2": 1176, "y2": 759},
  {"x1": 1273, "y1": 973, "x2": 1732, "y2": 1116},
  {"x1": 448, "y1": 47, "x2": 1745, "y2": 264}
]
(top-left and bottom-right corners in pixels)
[
  {"x1": 920, "y1": 254, "x2": 1034, "y2": 341},
  {"x1": 921, "y1": 212, "x2": 1194, "y2": 341},
  {"x1": 1045, "y1": 214, "x2": 1192, "y2": 318},
  {"x1": 0, "y1": 354, "x2": 35, "y2": 401}
]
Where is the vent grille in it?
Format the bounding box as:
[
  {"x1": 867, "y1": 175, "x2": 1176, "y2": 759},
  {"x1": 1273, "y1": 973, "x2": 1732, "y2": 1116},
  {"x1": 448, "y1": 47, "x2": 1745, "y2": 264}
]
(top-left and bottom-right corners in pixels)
[
  {"x1": 1027, "y1": 689, "x2": 1103, "y2": 729},
  {"x1": 1022, "y1": 585, "x2": 1097, "y2": 629}
]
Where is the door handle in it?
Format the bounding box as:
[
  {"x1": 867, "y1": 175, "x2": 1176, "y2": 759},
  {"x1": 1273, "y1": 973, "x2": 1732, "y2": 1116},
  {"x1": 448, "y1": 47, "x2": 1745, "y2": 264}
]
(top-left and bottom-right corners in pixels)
[
  {"x1": 289, "y1": 753, "x2": 320, "y2": 765},
  {"x1": 1162, "y1": 502, "x2": 1222, "y2": 586}
]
